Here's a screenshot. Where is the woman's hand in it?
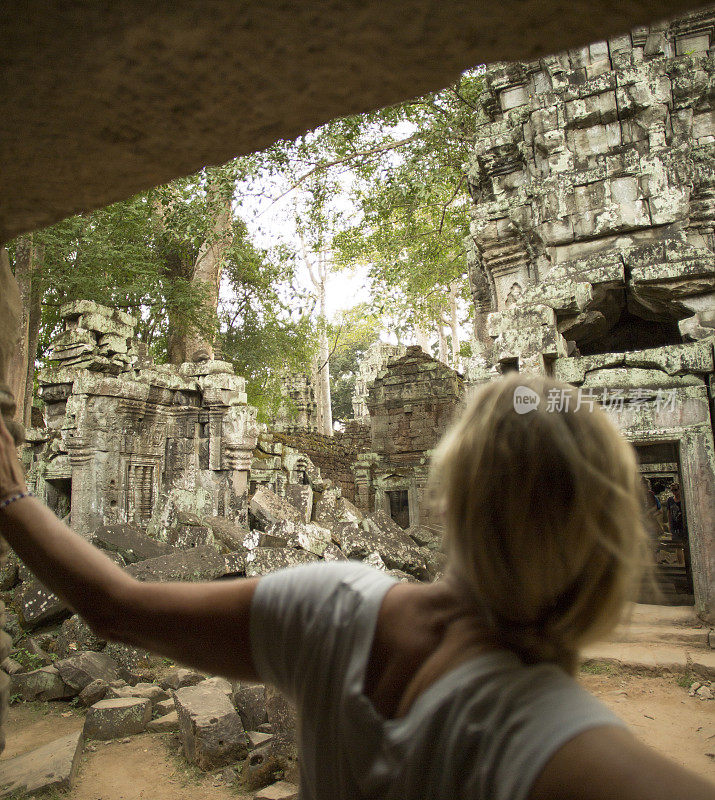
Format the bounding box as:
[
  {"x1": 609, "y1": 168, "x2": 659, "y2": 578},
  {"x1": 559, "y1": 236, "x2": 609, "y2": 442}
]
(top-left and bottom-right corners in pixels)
[{"x1": 0, "y1": 414, "x2": 27, "y2": 502}]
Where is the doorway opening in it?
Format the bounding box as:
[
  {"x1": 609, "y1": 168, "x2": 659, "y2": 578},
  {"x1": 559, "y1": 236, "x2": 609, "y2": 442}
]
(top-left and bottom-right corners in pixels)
[
  {"x1": 386, "y1": 489, "x2": 410, "y2": 529},
  {"x1": 46, "y1": 477, "x2": 71, "y2": 521},
  {"x1": 635, "y1": 441, "x2": 693, "y2": 605}
]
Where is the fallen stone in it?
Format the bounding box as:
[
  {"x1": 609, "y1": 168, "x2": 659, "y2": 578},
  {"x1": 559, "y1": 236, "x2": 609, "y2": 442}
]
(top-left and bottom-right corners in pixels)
[
  {"x1": 10, "y1": 666, "x2": 73, "y2": 701},
  {"x1": 695, "y1": 685, "x2": 714, "y2": 700},
  {"x1": 147, "y1": 710, "x2": 179, "y2": 732},
  {"x1": 245, "y1": 547, "x2": 319, "y2": 577},
  {"x1": 3, "y1": 612, "x2": 21, "y2": 644},
  {"x1": 0, "y1": 731, "x2": 84, "y2": 798},
  {"x1": 247, "y1": 731, "x2": 274, "y2": 749},
  {"x1": 54, "y1": 615, "x2": 107, "y2": 659},
  {"x1": 174, "y1": 682, "x2": 248, "y2": 769},
  {"x1": 16, "y1": 580, "x2": 70, "y2": 630},
  {"x1": 125, "y1": 548, "x2": 244, "y2": 583},
  {"x1": 322, "y1": 543, "x2": 348, "y2": 561},
  {"x1": 161, "y1": 667, "x2": 204, "y2": 690},
  {"x1": 243, "y1": 743, "x2": 284, "y2": 791},
  {"x1": 102, "y1": 642, "x2": 155, "y2": 680},
  {"x1": 260, "y1": 520, "x2": 332, "y2": 556},
  {"x1": 155, "y1": 698, "x2": 175, "y2": 716},
  {"x1": 107, "y1": 682, "x2": 169, "y2": 705},
  {"x1": 78, "y1": 678, "x2": 109, "y2": 707},
  {"x1": 232, "y1": 683, "x2": 268, "y2": 732},
  {"x1": 285, "y1": 484, "x2": 313, "y2": 524},
  {"x1": 164, "y1": 516, "x2": 215, "y2": 550},
  {"x1": 255, "y1": 780, "x2": 300, "y2": 799},
  {"x1": 249, "y1": 486, "x2": 301, "y2": 531},
  {"x1": 340, "y1": 513, "x2": 430, "y2": 580},
  {"x1": 84, "y1": 697, "x2": 152, "y2": 740},
  {"x1": 199, "y1": 676, "x2": 233, "y2": 697},
  {"x1": 265, "y1": 687, "x2": 297, "y2": 759},
  {"x1": 312, "y1": 486, "x2": 341, "y2": 529},
  {"x1": 90, "y1": 523, "x2": 173, "y2": 564},
  {"x1": 336, "y1": 496, "x2": 364, "y2": 523},
  {"x1": 204, "y1": 517, "x2": 251, "y2": 553},
  {"x1": 55, "y1": 651, "x2": 121, "y2": 692}
]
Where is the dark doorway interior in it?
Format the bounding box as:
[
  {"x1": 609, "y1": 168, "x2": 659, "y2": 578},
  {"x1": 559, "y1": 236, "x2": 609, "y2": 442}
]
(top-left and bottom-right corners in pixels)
[
  {"x1": 387, "y1": 489, "x2": 410, "y2": 529},
  {"x1": 46, "y1": 477, "x2": 71, "y2": 521},
  {"x1": 635, "y1": 442, "x2": 693, "y2": 605}
]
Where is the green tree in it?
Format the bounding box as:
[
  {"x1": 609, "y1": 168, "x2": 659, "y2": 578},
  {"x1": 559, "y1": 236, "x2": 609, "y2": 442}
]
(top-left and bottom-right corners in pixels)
[{"x1": 328, "y1": 304, "x2": 381, "y2": 423}]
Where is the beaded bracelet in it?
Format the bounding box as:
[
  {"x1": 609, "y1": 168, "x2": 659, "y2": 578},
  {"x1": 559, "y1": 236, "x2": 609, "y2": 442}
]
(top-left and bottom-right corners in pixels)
[{"x1": 0, "y1": 491, "x2": 34, "y2": 511}]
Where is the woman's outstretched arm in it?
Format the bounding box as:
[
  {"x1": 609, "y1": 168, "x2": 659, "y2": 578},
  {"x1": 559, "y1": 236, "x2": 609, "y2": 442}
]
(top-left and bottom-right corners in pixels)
[
  {"x1": 530, "y1": 724, "x2": 715, "y2": 800},
  {"x1": 0, "y1": 415, "x2": 261, "y2": 682}
]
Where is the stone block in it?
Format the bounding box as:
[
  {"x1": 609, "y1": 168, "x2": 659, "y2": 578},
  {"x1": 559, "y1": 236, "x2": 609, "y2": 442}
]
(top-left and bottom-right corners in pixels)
[
  {"x1": 161, "y1": 668, "x2": 205, "y2": 691},
  {"x1": 10, "y1": 666, "x2": 73, "y2": 701},
  {"x1": 232, "y1": 683, "x2": 268, "y2": 732},
  {"x1": 339, "y1": 512, "x2": 430, "y2": 580},
  {"x1": 174, "y1": 682, "x2": 248, "y2": 769},
  {"x1": 55, "y1": 651, "x2": 121, "y2": 692},
  {"x1": 16, "y1": 580, "x2": 70, "y2": 630},
  {"x1": 107, "y1": 682, "x2": 169, "y2": 705},
  {"x1": 245, "y1": 548, "x2": 319, "y2": 577},
  {"x1": 155, "y1": 698, "x2": 175, "y2": 716},
  {"x1": 255, "y1": 781, "x2": 299, "y2": 800},
  {"x1": 204, "y1": 517, "x2": 251, "y2": 552},
  {"x1": 125, "y1": 547, "x2": 245, "y2": 583},
  {"x1": 54, "y1": 614, "x2": 107, "y2": 659},
  {"x1": 198, "y1": 676, "x2": 233, "y2": 697},
  {"x1": 0, "y1": 731, "x2": 84, "y2": 798},
  {"x1": 284, "y1": 484, "x2": 313, "y2": 523},
  {"x1": 90, "y1": 523, "x2": 173, "y2": 563},
  {"x1": 78, "y1": 678, "x2": 109, "y2": 706},
  {"x1": 265, "y1": 687, "x2": 297, "y2": 759},
  {"x1": 161, "y1": 667, "x2": 206, "y2": 689},
  {"x1": 247, "y1": 731, "x2": 274, "y2": 749},
  {"x1": 249, "y1": 486, "x2": 301, "y2": 530},
  {"x1": 84, "y1": 697, "x2": 152, "y2": 740},
  {"x1": 147, "y1": 710, "x2": 179, "y2": 732},
  {"x1": 261, "y1": 520, "x2": 332, "y2": 556}
]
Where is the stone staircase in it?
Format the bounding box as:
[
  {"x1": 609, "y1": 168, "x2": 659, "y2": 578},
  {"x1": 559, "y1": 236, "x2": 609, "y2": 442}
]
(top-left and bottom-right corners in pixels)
[{"x1": 583, "y1": 604, "x2": 715, "y2": 679}]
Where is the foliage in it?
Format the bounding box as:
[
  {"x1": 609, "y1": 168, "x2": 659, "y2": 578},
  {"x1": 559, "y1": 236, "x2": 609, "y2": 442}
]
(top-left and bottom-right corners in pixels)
[
  {"x1": 328, "y1": 304, "x2": 381, "y2": 422},
  {"x1": 9, "y1": 161, "x2": 314, "y2": 415},
  {"x1": 247, "y1": 68, "x2": 485, "y2": 335}
]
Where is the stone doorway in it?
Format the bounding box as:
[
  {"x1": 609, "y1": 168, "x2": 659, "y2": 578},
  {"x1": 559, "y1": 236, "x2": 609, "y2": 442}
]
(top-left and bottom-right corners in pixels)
[
  {"x1": 635, "y1": 442, "x2": 694, "y2": 605},
  {"x1": 45, "y1": 477, "x2": 71, "y2": 520},
  {"x1": 386, "y1": 489, "x2": 410, "y2": 529}
]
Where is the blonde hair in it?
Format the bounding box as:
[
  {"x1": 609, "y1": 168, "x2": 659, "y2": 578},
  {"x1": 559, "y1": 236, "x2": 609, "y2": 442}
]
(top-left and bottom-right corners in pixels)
[{"x1": 432, "y1": 373, "x2": 649, "y2": 674}]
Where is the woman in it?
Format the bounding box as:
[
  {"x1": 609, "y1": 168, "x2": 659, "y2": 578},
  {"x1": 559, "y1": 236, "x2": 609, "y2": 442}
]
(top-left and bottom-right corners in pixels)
[{"x1": 0, "y1": 375, "x2": 712, "y2": 800}]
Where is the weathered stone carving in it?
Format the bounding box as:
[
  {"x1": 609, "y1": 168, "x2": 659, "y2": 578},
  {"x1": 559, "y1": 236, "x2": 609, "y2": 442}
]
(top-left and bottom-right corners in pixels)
[
  {"x1": 23, "y1": 302, "x2": 258, "y2": 538},
  {"x1": 354, "y1": 346, "x2": 464, "y2": 533},
  {"x1": 351, "y1": 342, "x2": 406, "y2": 421},
  {"x1": 466, "y1": 8, "x2": 715, "y2": 622}
]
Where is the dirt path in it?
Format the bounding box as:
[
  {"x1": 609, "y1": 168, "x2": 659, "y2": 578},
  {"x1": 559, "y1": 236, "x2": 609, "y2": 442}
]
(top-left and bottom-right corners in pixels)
[
  {"x1": 2, "y1": 668, "x2": 713, "y2": 798},
  {"x1": 580, "y1": 667, "x2": 714, "y2": 778}
]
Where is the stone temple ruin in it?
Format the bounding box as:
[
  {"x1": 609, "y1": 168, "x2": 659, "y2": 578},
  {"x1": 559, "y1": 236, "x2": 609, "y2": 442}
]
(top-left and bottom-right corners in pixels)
[
  {"x1": 24, "y1": 301, "x2": 258, "y2": 538},
  {"x1": 465, "y1": 7, "x2": 715, "y2": 619}
]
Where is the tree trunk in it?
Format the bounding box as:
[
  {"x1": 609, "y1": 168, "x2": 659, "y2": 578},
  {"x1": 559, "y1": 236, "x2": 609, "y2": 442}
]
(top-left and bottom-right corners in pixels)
[
  {"x1": 448, "y1": 280, "x2": 460, "y2": 370},
  {"x1": 6, "y1": 236, "x2": 36, "y2": 425},
  {"x1": 302, "y1": 242, "x2": 333, "y2": 437},
  {"x1": 414, "y1": 324, "x2": 431, "y2": 353},
  {"x1": 23, "y1": 258, "x2": 43, "y2": 427},
  {"x1": 437, "y1": 321, "x2": 448, "y2": 364},
  {"x1": 182, "y1": 185, "x2": 233, "y2": 362}
]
